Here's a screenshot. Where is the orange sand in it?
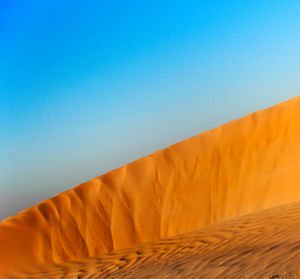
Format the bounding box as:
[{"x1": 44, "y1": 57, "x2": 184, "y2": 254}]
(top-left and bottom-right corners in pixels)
[
  {"x1": 16, "y1": 201, "x2": 300, "y2": 278},
  {"x1": 0, "y1": 96, "x2": 299, "y2": 277}
]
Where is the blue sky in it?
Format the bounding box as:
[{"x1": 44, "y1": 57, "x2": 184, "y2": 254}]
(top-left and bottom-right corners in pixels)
[{"x1": 0, "y1": 0, "x2": 299, "y2": 220}]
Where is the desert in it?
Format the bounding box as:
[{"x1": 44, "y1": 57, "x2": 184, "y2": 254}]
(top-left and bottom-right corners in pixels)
[{"x1": 0, "y1": 96, "x2": 300, "y2": 278}]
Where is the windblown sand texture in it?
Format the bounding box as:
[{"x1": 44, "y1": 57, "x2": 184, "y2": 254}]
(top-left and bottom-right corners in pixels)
[
  {"x1": 0, "y1": 96, "x2": 299, "y2": 278},
  {"x1": 15, "y1": 201, "x2": 300, "y2": 279}
]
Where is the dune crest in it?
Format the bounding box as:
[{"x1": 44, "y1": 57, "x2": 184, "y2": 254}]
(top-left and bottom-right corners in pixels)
[{"x1": 0, "y1": 96, "x2": 299, "y2": 276}]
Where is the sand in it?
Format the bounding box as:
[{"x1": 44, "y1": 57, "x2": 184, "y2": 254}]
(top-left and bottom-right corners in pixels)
[
  {"x1": 15, "y1": 201, "x2": 300, "y2": 278},
  {"x1": 0, "y1": 96, "x2": 299, "y2": 278}
]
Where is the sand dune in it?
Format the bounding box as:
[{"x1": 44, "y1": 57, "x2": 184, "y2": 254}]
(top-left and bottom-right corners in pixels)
[
  {"x1": 15, "y1": 201, "x2": 300, "y2": 278},
  {"x1": 0, "y1": 96, "x2": 299, "y2": 277}
]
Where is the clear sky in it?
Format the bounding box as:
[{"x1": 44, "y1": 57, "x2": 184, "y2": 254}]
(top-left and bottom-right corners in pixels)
[{"x1": 0, "y1": 0, "x2": 299, "y2": 220}]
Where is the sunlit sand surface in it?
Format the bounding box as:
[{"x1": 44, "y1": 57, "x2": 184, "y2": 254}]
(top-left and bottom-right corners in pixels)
[
  {"x1": 17, "y1": 201, "x2": 300, "y2": 278},
  {"x1": 0, "y1": 96, "x2": 299, "y2": 278}
]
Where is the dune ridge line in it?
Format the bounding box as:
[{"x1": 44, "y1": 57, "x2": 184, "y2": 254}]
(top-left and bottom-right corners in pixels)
[{"x1": 0, "y1": 96, "x2": 299, "y2": 277}]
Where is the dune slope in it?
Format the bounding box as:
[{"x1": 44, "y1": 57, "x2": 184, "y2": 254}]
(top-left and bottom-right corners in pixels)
[
  {"x1": 17, "y1": 201, "x2": 300, "y2": 279},
  {"x1": 0, "y1": 96, "x2": 299, "y2": 276}
]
